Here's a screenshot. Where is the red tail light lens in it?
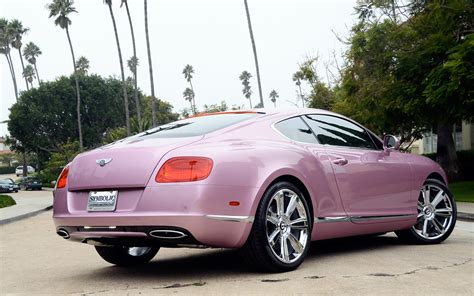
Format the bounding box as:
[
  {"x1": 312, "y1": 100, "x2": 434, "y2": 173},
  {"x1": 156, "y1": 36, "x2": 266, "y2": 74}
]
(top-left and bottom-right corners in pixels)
[
  {"x1": 56, "y1": 166, "x2": 69, "y2": 189},
  {"x1": 156, "y1": 157, "x2": 213, "y2": 183}
]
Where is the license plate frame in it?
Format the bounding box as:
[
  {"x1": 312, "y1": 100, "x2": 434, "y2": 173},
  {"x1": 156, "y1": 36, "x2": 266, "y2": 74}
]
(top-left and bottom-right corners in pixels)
[{"x1": 87, "y1": 190, "x2": 118, "y2": 212}]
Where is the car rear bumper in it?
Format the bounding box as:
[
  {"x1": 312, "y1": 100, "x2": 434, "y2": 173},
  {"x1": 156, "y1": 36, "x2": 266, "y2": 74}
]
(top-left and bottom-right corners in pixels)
[{"x1": 53, "y1": 184, "x2": 259, "y2": 248}]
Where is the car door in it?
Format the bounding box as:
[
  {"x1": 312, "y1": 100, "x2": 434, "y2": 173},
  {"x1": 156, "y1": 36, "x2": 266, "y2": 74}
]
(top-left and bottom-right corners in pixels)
[
  {"x1": 302, "y1": 114, "x2": 413, "y2": 220},
  {"x1": 273, "y1": 116, "x2": 347, "y2": 218}
]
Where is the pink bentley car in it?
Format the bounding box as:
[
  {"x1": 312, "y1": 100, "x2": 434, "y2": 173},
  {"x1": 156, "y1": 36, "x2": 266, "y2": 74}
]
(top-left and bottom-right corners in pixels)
[{"x1": 53, "y1": 109, "x2": 457, "y2": 272}]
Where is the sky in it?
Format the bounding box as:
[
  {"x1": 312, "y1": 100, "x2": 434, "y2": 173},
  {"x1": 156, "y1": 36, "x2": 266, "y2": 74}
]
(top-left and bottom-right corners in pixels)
[{"x1": 0, "y1": 0, "x2": 358, "y2": 136}]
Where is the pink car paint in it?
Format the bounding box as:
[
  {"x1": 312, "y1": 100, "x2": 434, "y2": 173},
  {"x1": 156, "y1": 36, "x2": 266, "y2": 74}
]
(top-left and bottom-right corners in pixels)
[{"x1": 53, "y1": 109, "x2": 447, "y2": 248}]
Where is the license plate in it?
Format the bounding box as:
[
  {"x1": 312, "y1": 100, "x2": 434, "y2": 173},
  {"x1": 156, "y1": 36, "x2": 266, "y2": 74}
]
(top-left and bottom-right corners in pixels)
[{"x1": 87, "y1": 191, "x2": 118, "y2": 212}]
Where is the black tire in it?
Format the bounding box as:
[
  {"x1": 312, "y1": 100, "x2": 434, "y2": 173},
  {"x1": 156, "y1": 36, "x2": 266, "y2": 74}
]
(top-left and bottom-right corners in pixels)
[
  {"x1": 396, "y1": 179, "x2": 457, "y2": 244},
  {"x1": 95, "y1": 246, "x2": 159, "y2": 266},
  {"x1": 241, "y1": 181, "x2": 312, "y2": 272}
]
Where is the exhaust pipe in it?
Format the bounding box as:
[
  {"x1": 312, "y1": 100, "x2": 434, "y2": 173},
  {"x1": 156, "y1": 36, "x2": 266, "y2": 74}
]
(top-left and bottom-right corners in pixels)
[
  {"x1": 149, "y1": 229, "x2": 187, "y2": 239},
  {"x1": 56, "y1": 228, "x2": 70, "y2": 239}
]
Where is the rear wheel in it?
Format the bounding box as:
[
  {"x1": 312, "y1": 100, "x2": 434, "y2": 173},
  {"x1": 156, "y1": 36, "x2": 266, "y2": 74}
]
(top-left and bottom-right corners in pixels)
[
  {"x1": 396, "y1": 179, "x2": 456, "y2": 244},
  {"x1": 95, "y1": 246, "x2": 159, "y2": 266},
  {"x1": 242, "y1": 181, "x2": 312, "y2": 272}
]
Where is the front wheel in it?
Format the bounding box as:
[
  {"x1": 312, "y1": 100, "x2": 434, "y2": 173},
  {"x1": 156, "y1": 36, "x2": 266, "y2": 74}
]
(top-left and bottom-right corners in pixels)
[
  {"x1": 95, "y1": 246, "x2": 159, "y2": 266},
  {"x1": 241, "y1": 181, "x2": 312, "y2": 272},
  {"x1": 396, "y1": 179, "x2": 457, "y2": 244}
]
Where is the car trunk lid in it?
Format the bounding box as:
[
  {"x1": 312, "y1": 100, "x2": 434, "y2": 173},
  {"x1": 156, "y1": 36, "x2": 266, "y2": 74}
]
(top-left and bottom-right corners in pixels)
[{"x1": 67, "y1": 136, "x2": 202, "y2": 191}]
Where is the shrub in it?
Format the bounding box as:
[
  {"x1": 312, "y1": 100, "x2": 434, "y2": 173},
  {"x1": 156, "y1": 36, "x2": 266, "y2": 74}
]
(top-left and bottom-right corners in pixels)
[
  {"x1": 0, "y1": 167, "x2": 15, "y2": 174},
  {"x1": 0, "y1": 195, "x2": 16, "y2": 208}
]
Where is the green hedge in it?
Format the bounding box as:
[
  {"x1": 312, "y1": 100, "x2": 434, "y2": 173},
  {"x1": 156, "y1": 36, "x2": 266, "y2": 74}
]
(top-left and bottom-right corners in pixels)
[
  {"x1": 0, "y1": 195, "x2": 16, "y2": 208},
  {"x1": 36, "y1": 167, "x2": 63, "y2": 187},
  {"x1": 423, "y1": 150, "x2": 474, "y2": 181},
  {"x1": 0, "y1": 167, "x2": 15, "y2": 174}
]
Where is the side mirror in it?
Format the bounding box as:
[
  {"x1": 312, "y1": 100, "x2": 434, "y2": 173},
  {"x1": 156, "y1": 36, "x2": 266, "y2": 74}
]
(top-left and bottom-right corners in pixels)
[{"x1": 383, "y1": 134, "x2": 400, "y2": 152}]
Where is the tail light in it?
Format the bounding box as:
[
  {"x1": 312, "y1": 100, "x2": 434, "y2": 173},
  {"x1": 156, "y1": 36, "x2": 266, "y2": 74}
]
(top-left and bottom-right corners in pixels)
[
  {"x1": 56, "y1": 166, "x2": 69, "y2": 189},
  {"x1": 156, "y1": 157, "x2": 213, "y2": 183}
]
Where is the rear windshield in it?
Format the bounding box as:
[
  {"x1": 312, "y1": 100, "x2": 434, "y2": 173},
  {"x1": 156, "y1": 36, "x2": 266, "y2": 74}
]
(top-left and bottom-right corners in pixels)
[{"x1": 135, "y1": 113, "x2": 261, "y2": 139}]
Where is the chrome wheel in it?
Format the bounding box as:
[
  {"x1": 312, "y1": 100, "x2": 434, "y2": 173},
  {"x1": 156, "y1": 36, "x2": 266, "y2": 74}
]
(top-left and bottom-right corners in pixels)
[
  {"x1": 412, "y1": 184, "x2": 454, "y2": 240},
  {"x1": 127, "y1": 247, "x2": 153, "y2": 257},
  {"x1": 265, "y1": 189, "x2": 309, "y2": 264}
]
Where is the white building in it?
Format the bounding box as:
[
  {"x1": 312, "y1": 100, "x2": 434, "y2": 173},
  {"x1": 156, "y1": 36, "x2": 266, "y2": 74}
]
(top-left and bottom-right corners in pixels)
[{"x1": 410, "y1": 121, "x2": 473, "y2": 154}]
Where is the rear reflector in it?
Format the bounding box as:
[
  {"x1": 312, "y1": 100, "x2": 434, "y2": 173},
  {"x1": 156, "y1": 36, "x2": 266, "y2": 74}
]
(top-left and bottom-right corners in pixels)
[
  {"x1": 156, "y1": 157, "x2": 213, "y2": 183},
  {"x1": 56, "y1": 166, "x2": 69, "y2": 189}
]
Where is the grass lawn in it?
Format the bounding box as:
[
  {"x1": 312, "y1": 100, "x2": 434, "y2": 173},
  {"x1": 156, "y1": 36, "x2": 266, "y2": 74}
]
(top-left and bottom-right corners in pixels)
[
  {"x1": 0, "y1": 195, "x2": 16, "y2": 208},
  {"x1": 450, "y1": 181, "x2": 474, "y2": 203}
]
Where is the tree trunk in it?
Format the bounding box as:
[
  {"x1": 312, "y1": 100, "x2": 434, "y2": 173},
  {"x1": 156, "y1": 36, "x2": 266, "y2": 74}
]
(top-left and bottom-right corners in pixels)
[
  {"x1": 33, "y1": 62, "x2": 40, "y2": 86},
  {"x1": 22, "y1": 152, "x2": 27, "y2": 177},
  {"x1": 298, "y1": 84, "x2": 304, "y2": 107},
  {"x1": 248, "y1": 97, "x2": 252, "y2": 108},
  {"x1": 144, "y1": 0, "x2": 157, "y2": 127},
  {"x1": 108, "y1": 3, "x2": 131, "y2": 136},
  {"x1": 244, "y1": 0, "x2": 264, "y2": 108},
  {"x1": 189, "y1": 80, "x2": 196, "y2": 114},
  {"x1": 65, "y1": 26, "x2": 83, "y2": 151},
  {"x1": 18, "y1": 47, "x2": 29, "y2": 91},
  {"x1": 436, "y1": 123, "x2": 459, "y2": 181},
  {"x1": 391, "y1": 0, "x2": 397, "y2": 23},
  {"x1": 5, "y1": 53, "x2": 19, "y2": 101},
  {"x1": 125, "y1": 1, "x2": 142, "y2": 132}
]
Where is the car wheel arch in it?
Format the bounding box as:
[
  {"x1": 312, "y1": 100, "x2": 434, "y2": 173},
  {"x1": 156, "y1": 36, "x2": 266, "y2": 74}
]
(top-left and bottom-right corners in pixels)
[
  {"x1": 426, "y1": 172, "x2": 446, "y2": 185},
  {"x1": 252, "y1": 173, "x2": 315, "y2": 224}
]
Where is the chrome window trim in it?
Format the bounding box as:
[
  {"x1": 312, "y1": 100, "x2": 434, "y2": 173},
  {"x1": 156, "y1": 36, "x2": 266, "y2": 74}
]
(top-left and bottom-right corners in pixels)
[
  {"x1": 302, "y1": 114, "x2": 379, "y2": 150},
  {"x1": 271, "y1": 112, "x2": 383, "y2": 151},
  {"x1": 271, "y1": 115, "x2": 320, "y2": 145},
  {"x1": 206, "y1": 215, "x2": 254, "y2": 223}
]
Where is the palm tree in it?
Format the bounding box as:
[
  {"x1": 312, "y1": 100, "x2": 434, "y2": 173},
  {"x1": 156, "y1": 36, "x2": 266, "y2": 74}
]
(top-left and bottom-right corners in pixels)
[
  {"x1": 144, "y1": 0, "x2": 157, "y2": 126},
  {"x1": 105, "y1": 0, "x2": 131, "y2": 136},
  {"x1": 243, "y1": 0, "x2": 263, "y2": 108},
  {"x1": 183, "y1": 88, "x2": 194, "y2": 111},
  {"x1": 0, "y1": 18, "x2": 18, "y2": 100},
  {"x1": 127, "y1": 56, "x2": 139, "y2": 123},
  {"x1": 293, "y1": 71, "x2": 304, "y2": 107},
  {"x1": 239, "y1": 70, "x2": 253, "y2": 108},
  {"x1": 76, "y1": 56, "x2": 89, "y2": 75},
  {"x1": 182, "y1": 64, "x2": 196, "y2": 114},
  {"x1": 47, "y1": 0, "x2": 83, "y2": 150},
  {"x1": 9, "y1": 19, "x2": 30, "y2": 91},
  {"x1": 23, "y1": 42, "x2": 42, "y2": 85},
  {"x1": 269, "y1": 90, "x2": 278, "y2": 107},
  {"x1": 22, "y1": 64, "x2": 35, "y2": 89},
  {"x1": 121, "y1": 0, "x2": 141, "y2": 132}
]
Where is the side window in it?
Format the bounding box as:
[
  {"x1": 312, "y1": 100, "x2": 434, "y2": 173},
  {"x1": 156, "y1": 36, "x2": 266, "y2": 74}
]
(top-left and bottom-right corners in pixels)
[
  {"x1": 274, "y1": 117, "x2": 318, "y2": 144},
  {"x1": 302, "y1": 114, "x2": 377, "y2": 149}
]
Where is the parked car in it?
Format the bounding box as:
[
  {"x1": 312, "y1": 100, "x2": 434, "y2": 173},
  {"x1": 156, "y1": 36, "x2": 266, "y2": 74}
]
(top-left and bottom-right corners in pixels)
[
  {"x1": 17, "y1": 177, "x2": 43, "y2": 190},
  {"x1": 15, "y1": 165, "x2": 35, "y2": 176},
  {"x1": 0, "y1": 178, "x2": 18, "y2": 193},
  {"x1": 53, "y1": 109, "x2": 456, "y2": 272},
  {"x1": 1, "y1": 178, "x2": 20, "y2": 192}
]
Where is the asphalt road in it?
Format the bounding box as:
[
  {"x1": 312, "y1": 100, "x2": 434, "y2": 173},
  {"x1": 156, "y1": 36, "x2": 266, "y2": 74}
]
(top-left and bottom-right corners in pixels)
[{"x1": 0, "y1": 211, "x2": 473, "y2": 295}]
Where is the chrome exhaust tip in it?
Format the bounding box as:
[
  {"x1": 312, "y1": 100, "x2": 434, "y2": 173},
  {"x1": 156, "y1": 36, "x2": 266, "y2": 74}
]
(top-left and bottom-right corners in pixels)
[
  {"x1": 56, "y1": 228, "x2": 70, "y2": 239},
  {"x1": 149, "y1": 229, "x2": 187, "y2": 239}
]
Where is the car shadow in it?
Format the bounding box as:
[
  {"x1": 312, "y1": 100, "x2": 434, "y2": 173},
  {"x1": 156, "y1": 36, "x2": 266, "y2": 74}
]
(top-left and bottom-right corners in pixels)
[{"x1": 77, "y1": 234, "x2": 404, "y2": 282}]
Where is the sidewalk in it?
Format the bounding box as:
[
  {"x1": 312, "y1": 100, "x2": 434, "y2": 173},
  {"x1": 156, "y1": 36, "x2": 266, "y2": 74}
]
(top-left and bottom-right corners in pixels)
[
  {"x1": 457, "y1": 202, "x2": 474, "y2": 221},
  {"x1": 0, "y1": 190, "x2": 472, "y2": 224},
  {"x1": 0, "y1": 189, "x2": 53, "y2": 225}
]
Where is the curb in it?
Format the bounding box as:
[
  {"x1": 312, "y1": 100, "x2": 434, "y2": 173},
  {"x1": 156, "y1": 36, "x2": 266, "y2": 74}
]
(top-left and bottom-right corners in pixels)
[
  {"x1": 0, "y1": 205, "x2": 53, "y2": 225},
  {"x1": 458, "y1": 212, "x2": 474, "y2": 222}
]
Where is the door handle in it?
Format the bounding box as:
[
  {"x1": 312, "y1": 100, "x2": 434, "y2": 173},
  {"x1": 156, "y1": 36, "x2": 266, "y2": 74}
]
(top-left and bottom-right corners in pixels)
[{"x1": 332, "y1": 158, "x2": 348, "y2": 165}]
